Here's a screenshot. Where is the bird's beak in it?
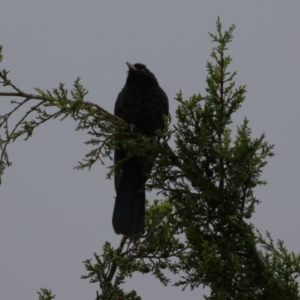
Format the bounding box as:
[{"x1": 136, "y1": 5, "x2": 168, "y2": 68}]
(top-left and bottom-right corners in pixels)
[{"x1": 126, "y1": 62, "x2": 137, "y2": 71}]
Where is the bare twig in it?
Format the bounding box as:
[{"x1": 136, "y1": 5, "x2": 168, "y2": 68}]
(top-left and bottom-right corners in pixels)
[
  {"x1": 0, "y1": 100, "x2": 46, "y2": 161},
  {"x1": 0, "y1": 90, "x2": 121, "y2": 123},
  {"x1": 106, "y1": 235, "x2": 128, "y2": 282}
]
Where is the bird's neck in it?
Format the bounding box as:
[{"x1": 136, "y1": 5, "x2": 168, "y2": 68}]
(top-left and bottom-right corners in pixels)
[{"x1": 126, "y1": 75, "x2": 158, "y2": 87}]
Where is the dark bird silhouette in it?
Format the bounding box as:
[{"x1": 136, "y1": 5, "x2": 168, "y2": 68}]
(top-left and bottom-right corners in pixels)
[{"x1": 112, "y1": 62, "x2": 169, "y2": 237}]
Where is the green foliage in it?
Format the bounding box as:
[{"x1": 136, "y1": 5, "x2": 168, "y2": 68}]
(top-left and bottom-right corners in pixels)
[
  {"x1": 0, "y1": 17, "x2": 299, "y2": 300},
  {"x1": 0, "y1": 71, "x2": 128, "y2": 178},
  {"x1": 80, "y1": 200, "x2": 186, "y2": 299},
  {"x1": 37, "y1": 288, "x2": 55, "y2": 300}
]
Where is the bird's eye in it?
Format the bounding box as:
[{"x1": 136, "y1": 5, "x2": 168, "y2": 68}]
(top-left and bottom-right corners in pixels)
[{"x1": 139, "y1": 68, "x2": 146, "y2": 73}]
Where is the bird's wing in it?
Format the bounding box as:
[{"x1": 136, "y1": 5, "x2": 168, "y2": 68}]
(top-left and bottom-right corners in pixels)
[
  {"x1": 114, "y1": 148, "x2": 126, "y2": 192},
  {"x1": 161, "y1": 88, "x2": 169, "y2": 115},
  {"x1": 114, "y1": 89, "x2": 126, "y2": 191}
]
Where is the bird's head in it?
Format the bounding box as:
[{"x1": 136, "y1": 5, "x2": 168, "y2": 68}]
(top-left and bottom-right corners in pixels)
[{"x1": 126, "y1": 62, "x2": 157, "y2": 82}]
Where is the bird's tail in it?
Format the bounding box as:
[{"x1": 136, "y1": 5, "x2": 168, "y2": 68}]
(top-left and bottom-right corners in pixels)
[{"x1": 112, "y1": 156, "x2": 147, "y2": 237}]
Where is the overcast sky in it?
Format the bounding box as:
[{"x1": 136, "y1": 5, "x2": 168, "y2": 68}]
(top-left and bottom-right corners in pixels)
[{"x1": 0, "y1": 2, "x2": 299, "y2": 300}]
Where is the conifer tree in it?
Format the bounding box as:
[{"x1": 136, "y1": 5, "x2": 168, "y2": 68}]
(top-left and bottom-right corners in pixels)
[{"x1": 1, "y1": 18, "x2": 299, "y2": 300}]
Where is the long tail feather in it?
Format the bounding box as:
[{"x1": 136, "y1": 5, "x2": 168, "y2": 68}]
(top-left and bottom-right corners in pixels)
[{"x1": 112, "y1": 156, "x2": 146, "y2": 236}]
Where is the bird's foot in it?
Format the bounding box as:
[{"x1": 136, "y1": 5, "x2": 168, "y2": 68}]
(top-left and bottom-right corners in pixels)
[
  {"x1": 150, "y1": 136, "x2": 158, "y2": 142},
  {"x1": 130, "y1": 123, "x2": 137, "y2": 133}
]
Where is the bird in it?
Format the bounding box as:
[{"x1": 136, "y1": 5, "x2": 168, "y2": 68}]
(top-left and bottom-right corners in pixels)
[{"x1": 112, "y1": 62, "x2": 169, "y2": 237}]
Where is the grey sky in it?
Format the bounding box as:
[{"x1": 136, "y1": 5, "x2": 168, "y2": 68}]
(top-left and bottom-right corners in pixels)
[{"x1": 0, "y1": 2, "x2": 299, "y2": 299}]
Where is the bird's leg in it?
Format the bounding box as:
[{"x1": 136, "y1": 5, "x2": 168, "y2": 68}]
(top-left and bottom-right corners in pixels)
[
  {"x1": 150, "y1": 136, "x2": 158, "y2": 142},
  {"x1": 130, "y1": 123, "x2": 137, "y2": 133}
]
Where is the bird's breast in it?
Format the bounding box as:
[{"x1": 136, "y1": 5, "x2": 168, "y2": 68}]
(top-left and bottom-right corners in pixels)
[{"x1": 119, "y1": 89, "x2": 167, "y2": 136}]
